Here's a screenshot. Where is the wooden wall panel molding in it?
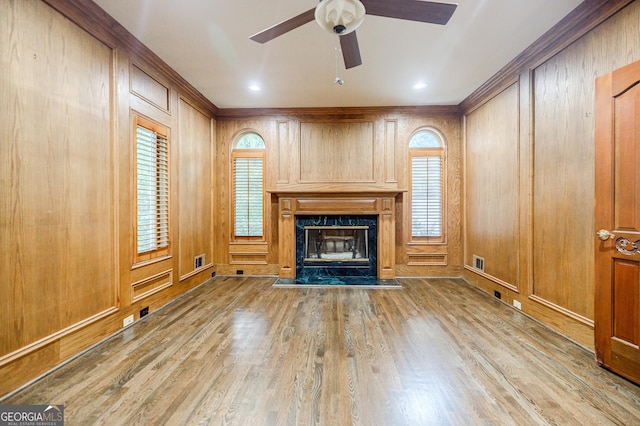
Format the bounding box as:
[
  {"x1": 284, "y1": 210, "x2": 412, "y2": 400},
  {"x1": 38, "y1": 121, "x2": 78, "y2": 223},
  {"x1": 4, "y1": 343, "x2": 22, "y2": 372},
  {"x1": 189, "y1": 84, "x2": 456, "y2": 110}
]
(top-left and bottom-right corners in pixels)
[
  {"x1": 216, "y1": 105, "x2": 460, "y2": 120},
  {"x1": 464, "y1": 83, "x2": 520, "y2": 288},
  {"x1": 299, "y1": 121, "x2": 375, "y2": 183},
  {"x1": 42, "y1": 0, "x2": 218, "y2": 117},
  {"x1": 531, "y1": 1, "x2": 640, "y2": 320},
  {"x1": 407, "y1": 253, "x2": 448, "y2": 266},
  {"x1": 130, "y1": 64, "x2": 170, "y2": 112},
  {"x1": 463, "y1": 266, "x2": 518, "y2": 293},
  {"x1": 132, "y1": 270, "x2": 173, "y2": 303},
  {"x1": 0, "y1": 0, "x2": 118, "y2": 357},
  {"x1": 384, "y1": 120, "x2": 398, "y2": 184},
  {"x1": 178, "y1": 98, "x2": 214, "y2": 281},
  {"x1": 296, "y1": 198, "x2": 378, "y2": 213},
  {"x1": 0, "y1": 307, "x2": 118, "y2": 367},
  {"x1": 229, "y1": 253, "x2": 269, "y2": 265},
  {"x1": 528, "y1": 295, "x2": 594, "y2": 327},
  {"x1": 227, "y1": 242, "x2": 270, "y2": 268},
  {"x1": 277, "y1": 120, "x2": 290, "y2": 184}
]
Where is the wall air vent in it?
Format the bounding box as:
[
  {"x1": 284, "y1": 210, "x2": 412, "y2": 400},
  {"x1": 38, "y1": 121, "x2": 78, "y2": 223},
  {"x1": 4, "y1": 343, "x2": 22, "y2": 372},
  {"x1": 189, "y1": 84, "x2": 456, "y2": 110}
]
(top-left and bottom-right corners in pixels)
[
  {"x1": 473, "y1": 255, "x2": 485, "y2": 272},
  {"x1": 194, "y1": 254, "x2": 205, "y2": 270}
]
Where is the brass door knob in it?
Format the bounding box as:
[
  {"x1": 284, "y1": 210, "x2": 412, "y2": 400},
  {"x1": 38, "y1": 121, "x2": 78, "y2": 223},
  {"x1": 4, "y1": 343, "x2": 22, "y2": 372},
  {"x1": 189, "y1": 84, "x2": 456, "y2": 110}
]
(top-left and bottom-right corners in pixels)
[{"x1": 596, "y1": 229, "x2": 615, "y2": 241}]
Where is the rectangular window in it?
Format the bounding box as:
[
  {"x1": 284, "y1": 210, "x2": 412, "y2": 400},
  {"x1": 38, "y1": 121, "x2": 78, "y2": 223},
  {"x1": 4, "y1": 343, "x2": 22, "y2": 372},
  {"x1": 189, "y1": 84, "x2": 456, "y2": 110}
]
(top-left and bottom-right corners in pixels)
[
  {"x1": 135, "y1": 116, "x2": 170, "y2": 262},
  {"x1": 411, "y1": 155, "x2": 443, "y2": 240},
  {"x1": 233, "y1": 156, "x2": 264, "y2": 238}
]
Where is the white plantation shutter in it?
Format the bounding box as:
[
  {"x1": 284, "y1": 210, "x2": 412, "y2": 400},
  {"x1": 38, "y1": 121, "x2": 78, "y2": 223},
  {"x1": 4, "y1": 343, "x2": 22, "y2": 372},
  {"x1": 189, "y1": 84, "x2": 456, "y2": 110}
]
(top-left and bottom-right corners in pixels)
[
  {"x1": 136, "y1": 125, "x2": 169, "y2": 254},
  {"x1": 411, "y1": 155, "x2": 442, "y2": 237},
  {"x1": 234, "y1": 157, "x2": 264, "y2": 237}
]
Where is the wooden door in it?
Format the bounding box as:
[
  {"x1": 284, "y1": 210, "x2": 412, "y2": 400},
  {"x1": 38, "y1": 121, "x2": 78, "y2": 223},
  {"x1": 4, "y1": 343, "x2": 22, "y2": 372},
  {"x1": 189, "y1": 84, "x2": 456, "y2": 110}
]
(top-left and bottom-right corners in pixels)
[{"x1": 594, "y1": 60, "x2": 640, "y2": 384}]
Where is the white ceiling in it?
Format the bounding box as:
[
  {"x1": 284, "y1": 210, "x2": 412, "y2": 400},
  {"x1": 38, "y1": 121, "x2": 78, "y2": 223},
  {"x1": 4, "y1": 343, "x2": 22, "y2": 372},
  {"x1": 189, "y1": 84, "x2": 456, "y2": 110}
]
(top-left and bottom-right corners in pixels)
[{"x1": 92, "y1": 0, "x2": 584, "y2": 109}]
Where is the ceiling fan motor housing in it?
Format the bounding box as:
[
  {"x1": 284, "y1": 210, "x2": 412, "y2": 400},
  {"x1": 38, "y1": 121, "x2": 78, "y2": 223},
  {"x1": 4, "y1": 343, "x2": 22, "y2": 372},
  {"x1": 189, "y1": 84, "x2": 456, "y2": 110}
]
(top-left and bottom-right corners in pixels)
[{"x1": 315, "y1": 0, "x2": 366, "y2": 35}]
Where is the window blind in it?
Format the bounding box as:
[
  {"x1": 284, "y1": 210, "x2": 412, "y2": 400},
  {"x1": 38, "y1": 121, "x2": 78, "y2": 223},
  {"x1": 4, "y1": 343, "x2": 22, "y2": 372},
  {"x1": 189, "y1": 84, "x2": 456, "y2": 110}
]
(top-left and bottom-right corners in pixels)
[
  {"x1": 136, "y1": 125, "x2": 169, "y2": 254},
  {"x1": 234, "y1": 157, "x2": 264, "y2": 237},
  {"x1": 411, "y1": 155, "x2": 442, "y2": 237}
]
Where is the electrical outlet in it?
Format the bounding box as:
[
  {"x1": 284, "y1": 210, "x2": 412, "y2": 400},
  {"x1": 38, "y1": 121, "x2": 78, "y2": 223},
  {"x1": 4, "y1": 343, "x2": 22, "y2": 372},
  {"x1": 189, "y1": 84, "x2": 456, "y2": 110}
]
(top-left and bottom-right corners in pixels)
[
  {"x1": 494, "y1": 290, "x2": 501, "y2": 299},
  {"x1": 140, "y1": 306, "x2": 149, "y2": 317},
  {"x1": 513, "y1": 300, "x2": 522, "y2": 310},
  {"x1": 211, "y1": 271, "x2": 216, "y2": 277},
  {"x1": 236, "y1": 269, "x2": 244, "y2": 275},
  {"x1": 123, "y1": 314, "x2": 134, "y2": 327}
]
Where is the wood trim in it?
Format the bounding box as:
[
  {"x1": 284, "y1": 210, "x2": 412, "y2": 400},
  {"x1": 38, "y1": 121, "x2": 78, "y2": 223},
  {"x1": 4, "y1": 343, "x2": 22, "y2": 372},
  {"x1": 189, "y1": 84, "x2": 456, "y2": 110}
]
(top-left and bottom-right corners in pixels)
[
  {"x1": 407, "y1": 253, "x2": 448, "y2": 266},
  {"x1": 463, "y1": 81, "x2": 521, "y2": 288},
  {"x1": 229, "y1": 253, "x2": 269, "y2": 265},
  {"x1": 296, "y1": 198, "x2": 378, "y2": 213},
  {"x1": 268, "y1": 189, "x2": 406, "y2": 196},
  {"x1": 41, "y1": 0, "x2": 218, "y2": 116},
  {"x1": 460, "y1": 0, "x2": 634, "y2": 113},
  {"x1": 0, "y1": 307, "x2": 119, "y2": 367},
  {"x1": 384, "y1": 119, "x2": 398, "y2": 184},
  {"x1": 529, "y1": 295, "x2": 595, "y2": 328},
  {"x1": 463, "y1": 265, "x2": 519, "y2": 293},
  {"x1": 594, "y1": 69, "x2": 614, "y2": 364},
  {"x1": 132, "y1": 270, "x2": 173, "y2": 302},
  {"x1": 130, "y1": 63, "x2": 171, "y2": 113},
  {"x1": 132, "y1": 114, "x2": 171, "y2": 264},
  {"x1": 216, "y1": 105, "x2": 461, "y2": 120},
  {"x1": 131, "y1": 254, "x2": 172, "y2": 270},
  {"x1": 179, "y1": 263, "x2": 213, "y2": 282}
]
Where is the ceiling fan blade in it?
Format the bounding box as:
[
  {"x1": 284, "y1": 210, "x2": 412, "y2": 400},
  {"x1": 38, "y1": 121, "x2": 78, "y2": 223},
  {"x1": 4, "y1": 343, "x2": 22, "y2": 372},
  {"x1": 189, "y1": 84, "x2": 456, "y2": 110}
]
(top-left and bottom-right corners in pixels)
[
  {"x1": 340, "y1": 31, "x2": 362, "y2": 69},
  {"x1": 250, "y1": 8, "x2": 316, "y2": 43},
  {"x1": 362, "y1": 0, "x2": 457, "y2": 25}
]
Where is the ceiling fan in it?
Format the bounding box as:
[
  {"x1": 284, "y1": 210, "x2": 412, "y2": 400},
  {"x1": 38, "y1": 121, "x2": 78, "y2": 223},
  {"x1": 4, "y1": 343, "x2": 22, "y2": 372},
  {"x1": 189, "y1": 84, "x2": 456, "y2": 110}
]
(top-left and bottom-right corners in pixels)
[{"x1": 250, "y1": 0, "x2": 457, "y2": 69}]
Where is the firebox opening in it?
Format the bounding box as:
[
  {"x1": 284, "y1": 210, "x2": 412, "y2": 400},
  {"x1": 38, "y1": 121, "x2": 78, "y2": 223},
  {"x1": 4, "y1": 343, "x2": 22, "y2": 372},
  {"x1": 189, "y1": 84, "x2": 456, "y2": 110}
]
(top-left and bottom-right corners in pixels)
[
  {"x1": 303, "y1": 226, "x2": 369, "y2": 265},
  {"x1": 295, "y1": 215, "x2": 378, "y2": 280}
]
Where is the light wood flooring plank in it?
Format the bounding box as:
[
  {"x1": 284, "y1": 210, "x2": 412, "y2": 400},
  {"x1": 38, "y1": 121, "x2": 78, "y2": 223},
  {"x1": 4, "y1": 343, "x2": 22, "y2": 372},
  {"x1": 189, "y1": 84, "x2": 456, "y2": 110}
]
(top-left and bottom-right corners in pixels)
[{"x1": 3, "y1": 277, "x2": 640, "y2": 425}]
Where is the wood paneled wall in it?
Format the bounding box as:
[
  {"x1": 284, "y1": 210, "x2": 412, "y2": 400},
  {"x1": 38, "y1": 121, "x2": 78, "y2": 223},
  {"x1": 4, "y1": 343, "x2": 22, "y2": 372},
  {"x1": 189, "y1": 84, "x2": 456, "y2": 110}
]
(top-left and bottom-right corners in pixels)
[
  {"x1": 465, "y1": 84, "x2": 520, "y2": 289},
  {"x1": 462, "y1": 0, "x2": 640, "y2": 348},
  {"x1": 177, "y1": 99, "x2": 215, "y2": 281},
  {"x1": 299, "y1": 122, "x2": 375, "y2": 182},
  {"x1": 214, "y1": 111, "x2": 462, "y2": 278},
  {"x1": 0, "y1": 0, "x2": 116, "y2": 357},
  {"x1": 0, "y1": 0, "x2": 216, "y2": 396}
]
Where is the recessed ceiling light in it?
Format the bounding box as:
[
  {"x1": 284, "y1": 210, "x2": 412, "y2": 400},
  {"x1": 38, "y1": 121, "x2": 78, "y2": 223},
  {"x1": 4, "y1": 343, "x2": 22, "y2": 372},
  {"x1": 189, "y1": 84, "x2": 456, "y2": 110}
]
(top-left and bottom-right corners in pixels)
[
  {"x1": 413, "y1": 82, "x2": 428, "y2": 90},
  {"x1": 249, "y1": 84, "x2": 261, "y2": 91}
]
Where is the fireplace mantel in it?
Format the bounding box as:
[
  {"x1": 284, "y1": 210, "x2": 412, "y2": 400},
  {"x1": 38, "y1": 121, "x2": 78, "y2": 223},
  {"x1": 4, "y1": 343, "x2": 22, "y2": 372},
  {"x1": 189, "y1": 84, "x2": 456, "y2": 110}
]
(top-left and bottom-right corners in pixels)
[{"x1": 270, "y1": 190, "x2": 405, "y2": 279}]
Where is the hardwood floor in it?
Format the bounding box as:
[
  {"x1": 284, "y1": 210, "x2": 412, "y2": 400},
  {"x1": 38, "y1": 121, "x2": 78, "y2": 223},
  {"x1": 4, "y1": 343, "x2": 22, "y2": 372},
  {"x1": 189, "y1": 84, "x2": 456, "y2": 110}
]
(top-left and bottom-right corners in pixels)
[{"x1": 3, "y1": 277, "x2": 640, "y2": 425}]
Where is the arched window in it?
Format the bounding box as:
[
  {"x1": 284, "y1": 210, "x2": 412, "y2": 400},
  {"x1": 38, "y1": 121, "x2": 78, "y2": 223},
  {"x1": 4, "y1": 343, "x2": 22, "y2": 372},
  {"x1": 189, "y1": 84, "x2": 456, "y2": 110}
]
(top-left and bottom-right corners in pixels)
[
  {"x1": 409, "y1": 128, "x2": 445, "y2": 242},
  {"x1": 232, "y1": 132, "x2": 265, "y2": 240}
]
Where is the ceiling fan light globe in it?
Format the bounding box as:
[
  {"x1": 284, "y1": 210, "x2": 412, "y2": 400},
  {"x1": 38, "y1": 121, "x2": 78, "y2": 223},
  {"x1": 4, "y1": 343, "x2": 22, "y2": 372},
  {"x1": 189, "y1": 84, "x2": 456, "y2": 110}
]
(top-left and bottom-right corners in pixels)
[{"x1": 315, "y1": 0, "x2": 366, "y2": 36}]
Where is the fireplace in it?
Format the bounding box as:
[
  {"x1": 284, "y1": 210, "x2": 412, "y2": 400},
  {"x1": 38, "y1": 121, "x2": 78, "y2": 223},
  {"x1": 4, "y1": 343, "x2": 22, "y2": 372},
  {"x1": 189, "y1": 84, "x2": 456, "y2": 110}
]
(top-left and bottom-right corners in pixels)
[
  {"x1": 296, "y1": 215, "x2": 377, "y2": 280},
  {"x1": 270, "y1": 191, "x2": 401, "y2": 280}
]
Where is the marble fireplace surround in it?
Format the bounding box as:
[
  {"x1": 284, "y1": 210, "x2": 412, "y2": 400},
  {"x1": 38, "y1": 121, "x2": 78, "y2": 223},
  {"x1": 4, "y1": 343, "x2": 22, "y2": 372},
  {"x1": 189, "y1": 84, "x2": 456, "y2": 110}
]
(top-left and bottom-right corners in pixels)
[{"x1": 271, "y1": 191, "x2": 402, "y2": 280}]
